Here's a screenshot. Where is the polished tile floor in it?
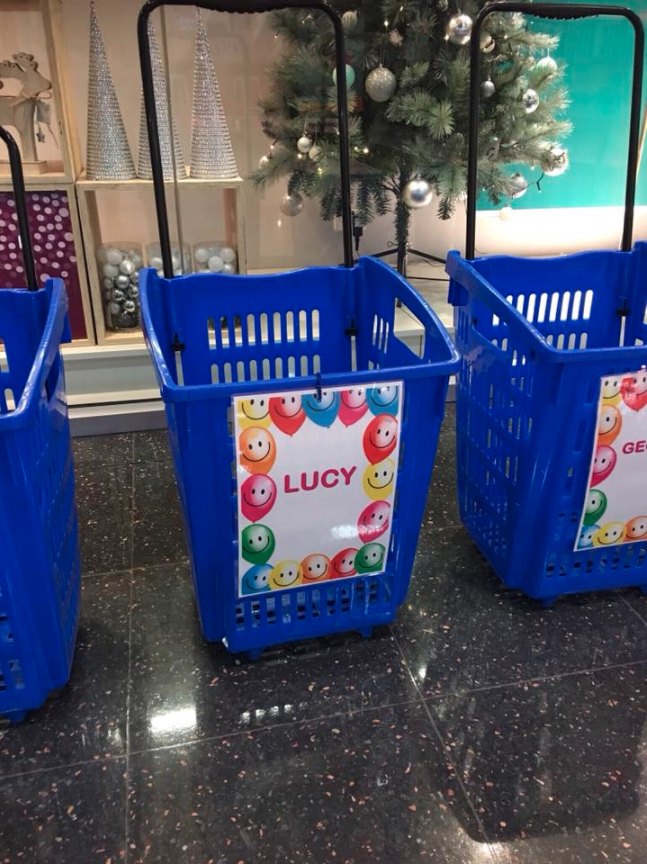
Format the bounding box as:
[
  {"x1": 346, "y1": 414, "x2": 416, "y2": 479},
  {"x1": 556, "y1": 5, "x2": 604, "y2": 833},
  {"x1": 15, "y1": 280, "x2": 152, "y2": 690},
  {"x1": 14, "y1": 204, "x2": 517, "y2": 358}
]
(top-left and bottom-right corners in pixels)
[{"x1": 2, "y1": 407, "x2": 647, "y2": 862}]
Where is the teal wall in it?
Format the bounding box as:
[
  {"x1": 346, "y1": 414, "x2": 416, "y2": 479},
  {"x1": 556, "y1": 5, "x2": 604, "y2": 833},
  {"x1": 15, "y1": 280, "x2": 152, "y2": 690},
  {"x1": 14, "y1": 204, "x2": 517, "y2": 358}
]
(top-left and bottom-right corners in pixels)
[{"x1": 482, "y1": 0, "x2": 647, "y2": 210}]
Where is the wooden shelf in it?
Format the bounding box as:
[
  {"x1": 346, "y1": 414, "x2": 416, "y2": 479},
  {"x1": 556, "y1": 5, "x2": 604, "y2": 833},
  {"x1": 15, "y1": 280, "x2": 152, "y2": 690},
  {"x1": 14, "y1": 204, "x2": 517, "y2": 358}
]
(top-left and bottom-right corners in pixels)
[
  {"x1": 77, "y1": 173, "x2": 245, "y2": 192},
  {"x1": 0, "y1": 167, "x2": 72, "y2": 191}
]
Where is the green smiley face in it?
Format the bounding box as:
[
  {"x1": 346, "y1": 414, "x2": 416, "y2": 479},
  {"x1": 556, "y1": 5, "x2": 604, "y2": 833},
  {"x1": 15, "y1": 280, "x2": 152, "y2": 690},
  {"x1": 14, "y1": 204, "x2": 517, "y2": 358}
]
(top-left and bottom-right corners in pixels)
[
  {"x1": 241, "y1": 524, "x2": 276, "y2": 565},
  {"x1": 355, "y1": 542, "x2": 386, "y2": 574},
  {"x1": 584, "y1": 489, "x2": 607, "y2": 526}
]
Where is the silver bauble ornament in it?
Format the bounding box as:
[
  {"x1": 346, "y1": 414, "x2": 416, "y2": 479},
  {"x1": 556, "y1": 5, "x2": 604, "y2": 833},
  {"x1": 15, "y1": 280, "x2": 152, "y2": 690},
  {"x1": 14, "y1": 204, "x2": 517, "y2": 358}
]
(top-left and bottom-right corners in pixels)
[
  {"x1": 103, "y1": 263, "x2": 119, "y2": 279},
  {"x1": 124, "y1": 300, "x2": 136, "y2": 313},
  {"x1": 106, "y1": 247, "x2": 123, "y2": 266},
  {"x1": 403, "y1": 178, "x2": 433, "y2": 210},
  {"x1": 208, "y1": 255, "x2": 224, "y2": 273},
  {"x1": 259, "y1": 154, "x2": 270, "y2": 169},
  {"x1": 480, "y1": 31, "x2": 495, "y2": 53},
  {"x1": 116, "y1": 273, "x2": 131, "y2": 290},
  {"x1": 222, "y1": 263, "x2": 236, "y2": 275},
  {"x1": 280, "y1": 192, "x2": 304, "y2": 216},
  {"x1": 108, "y1": 301, "x2": 121, "y2": 316},
  {"x1": 342, "y1": 10, "x2": 358, "y2": 31},
  {"x1": 481, "y1": 79, "x2": 496, "y2": 99},
  {"x1": 131, "y1": 270, "x2": 140, "y2": 285},
  {"x1": 297, "y1": 134, "x2": 313, "y2": 154},
  {"x1": 509, "y1": 172, "x2": 528, "y2": 199},
  {"x1": 112, "y1": 289, "x2": 125, "y2": 302},
  {"x1": 119, "y1": 258, "x2": 135, "y2": 276},
  {"x1": 309, "y1": 144, "x2": 323, "y2": 163},
  {"x1": 447, "y1": 13, "x2": 472, "y2": 46},
  {"x1": 365, "y1": 66, "x2": 397, "y2": 103},
  {"x1": 535, "y1": 55, "x2": 558, "y2": 74},
  {"x1": 522, "y1": 88, "x2": 539, "y2": 113},
  {"x1": 102, "y1": 277, "x2": 114, "y2": 290},
  {"x1": 127, "y1": 286, "x2": 139, "y2": 299},
  {"x1": 543, "y1": 145, "x2": 569, "y2": 177},
  {"x1": 220, "y1": 246, "x2": 236, "y2": 264}
]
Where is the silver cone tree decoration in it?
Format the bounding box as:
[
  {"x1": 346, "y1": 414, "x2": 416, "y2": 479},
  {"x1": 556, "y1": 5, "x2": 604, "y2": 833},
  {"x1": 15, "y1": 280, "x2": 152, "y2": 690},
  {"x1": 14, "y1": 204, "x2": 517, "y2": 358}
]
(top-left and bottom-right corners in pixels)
[
  {"x1": 86, "y1": 1, "x2": 135, "y2": 180},
  {"x1": 189, "y1": 10, "x2": 238, "y2": 179},
  {"x1": 137, "y1": 18, "x2": 186, "y2": 180}
]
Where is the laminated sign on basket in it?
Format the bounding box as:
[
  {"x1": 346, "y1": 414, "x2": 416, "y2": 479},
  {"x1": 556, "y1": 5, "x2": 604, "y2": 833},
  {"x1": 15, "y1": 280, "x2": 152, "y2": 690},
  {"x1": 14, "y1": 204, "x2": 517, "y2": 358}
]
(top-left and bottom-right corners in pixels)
[
  {"x1": 234, "y1": 381, "x2": 404, "y2": 597},
  {"x1": 576, "y1": 369, "x2": 647, "y2": 550}
]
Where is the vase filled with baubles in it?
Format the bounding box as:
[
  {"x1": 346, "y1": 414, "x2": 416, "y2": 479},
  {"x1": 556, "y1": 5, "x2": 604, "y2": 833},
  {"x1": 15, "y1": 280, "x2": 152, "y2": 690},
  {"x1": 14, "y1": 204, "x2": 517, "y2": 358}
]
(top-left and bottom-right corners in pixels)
[
  {"x1": 192, "y1": 240, "x2": 238, "y2": 274},
  {"x1": 96, "y1": 242, "x2": 143, "y2": 331}
]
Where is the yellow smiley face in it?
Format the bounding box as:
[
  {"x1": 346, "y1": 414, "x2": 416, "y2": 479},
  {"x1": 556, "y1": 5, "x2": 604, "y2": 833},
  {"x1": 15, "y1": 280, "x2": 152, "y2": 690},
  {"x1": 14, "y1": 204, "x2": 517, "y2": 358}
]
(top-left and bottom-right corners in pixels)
[
  {"x1": 593, "y1": 521, "x2": 626, "y2": 547},
  {"x1": 238, "y1": 397, "x2": 271, "y2": 430},
  {"x1": 270, "y1": 560, "x2": 302, "y2": 590},
  {"x1": 362, "y1": 458, "x2": 396, "y2": 501},
  {"x1": 601, "y1": 377, "x2": 622, "y2": 405}
]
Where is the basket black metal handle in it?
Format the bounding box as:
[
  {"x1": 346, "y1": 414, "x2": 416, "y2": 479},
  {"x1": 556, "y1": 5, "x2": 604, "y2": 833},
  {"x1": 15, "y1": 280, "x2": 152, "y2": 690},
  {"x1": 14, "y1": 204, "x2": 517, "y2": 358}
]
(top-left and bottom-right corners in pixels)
[
  {"x1": 466, "y1": 2, "x2": 644, "y2": 259},
  {"x1": 0, "y1": 126, "x2": 37, "y2": 291},
  {"x1": 138, "y1": 0, "x2": 354, "y2": 275}
]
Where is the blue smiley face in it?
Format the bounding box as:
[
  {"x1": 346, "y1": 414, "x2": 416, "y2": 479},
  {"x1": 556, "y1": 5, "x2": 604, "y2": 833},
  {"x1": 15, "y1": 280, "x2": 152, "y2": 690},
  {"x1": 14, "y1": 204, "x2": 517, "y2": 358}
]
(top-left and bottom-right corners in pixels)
[
  {"x1": 302, "y1": 390, "x2": 341, "y2": 428},
  {"x1": 578, "y1": 524, "x2": 599, "y2": 549},
  {"x1": 367, "y1": 385, "x2": 399, "y2": 416},
  {"x1": 241, "y1": 564, "x2": 272, "y2": 595}
]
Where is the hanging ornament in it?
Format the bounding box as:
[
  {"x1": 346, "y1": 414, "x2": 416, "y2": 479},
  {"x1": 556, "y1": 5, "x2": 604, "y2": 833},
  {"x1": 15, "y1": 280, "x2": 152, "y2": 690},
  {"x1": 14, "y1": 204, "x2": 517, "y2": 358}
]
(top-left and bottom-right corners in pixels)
[
  {"x1": 259, "y1": 154, "x2": 270, "y2": 169},
  {"x1": 297, "y1": 134, "x2": 313, "y2": 154},
  {"x1": 446, "y1": 14, "x2": 472, "y2": 46},
  {"x1": 481, "y1": 79, "x2": 496, "y2": 99},
  {"x1": 480, "y1": 31, "x2": 495, "y2": 53},
  {"x1": 535, "y1": 55, "x2": 558, "y2": 74},
  {"x1": 332, "y1": 64, "x2": 356, "y2": 88},
  {"x1": 280, "y1": 192, "x2": 304, "y2": 217},
  {"x1": 189, "y1": 10, "x2": 239, "y2": 179},
  {"x1": 543, "y1": 145, "x2": 569, "y2": 177},
  {"x1": 499, "y1": 205, "x2": 514, "y2": 222},
  {"x1": 389, "y1": 29, "x2": 404, "y2": 46},
  {"x1": 342, "y1": 10, "x2": 358, "y2": 31},
  {"x1": 403, "y1": 178, "x2": 433, "y2": 210},
  {"x1": 365, "y1": 66, "x2": 397, "y2": 103},
  {"x1": 509, "y1": 12, "x2": 525, "y2": 29},
  {"x1": 309, "y1": 143, "x2": 323, "y2": 163},
  {"x1": 486, "y1": 137, "x2": 500, "y2": 161},
  {"x1": 509, "y1": 172, "x2": 528, "y2": 199},
  {"x1": 522, "y1": 88, "x2": 539, "y2": 113}
]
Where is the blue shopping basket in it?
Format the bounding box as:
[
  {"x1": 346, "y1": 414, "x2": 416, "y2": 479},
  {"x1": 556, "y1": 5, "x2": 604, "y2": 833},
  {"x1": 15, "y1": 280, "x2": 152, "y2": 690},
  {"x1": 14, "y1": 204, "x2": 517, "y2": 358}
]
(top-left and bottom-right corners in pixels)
[
  {"x1": 138, "y1": 0, "x2": 459, "y2": 656},
  {"x1": 0, "y1": 127, "x2": 80, "y2": 722},
  {"x1": 447, "y1": 2, "x2": 647, "y2": 605}
]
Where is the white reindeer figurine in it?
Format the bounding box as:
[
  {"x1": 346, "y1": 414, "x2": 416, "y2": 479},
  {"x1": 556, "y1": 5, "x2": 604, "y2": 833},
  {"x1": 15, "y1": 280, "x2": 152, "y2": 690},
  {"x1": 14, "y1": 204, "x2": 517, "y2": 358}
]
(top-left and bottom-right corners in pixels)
[{"x1": 0, "y1": 53, "x2": 51, "y2": 163}]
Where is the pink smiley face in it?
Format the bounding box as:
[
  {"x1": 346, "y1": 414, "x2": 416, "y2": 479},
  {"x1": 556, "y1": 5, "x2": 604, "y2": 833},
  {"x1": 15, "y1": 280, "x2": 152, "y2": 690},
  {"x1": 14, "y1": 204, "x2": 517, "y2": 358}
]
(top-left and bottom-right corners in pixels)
[
  {"x1": 357, "y1": 500, "x2": 391, "y2": 543},
  {"x1": 339, "y1": 388, "x2": 369, "y2": 427},
  {"x1": 331, "y1": 548, "x2": 358, "y2": 579},
  {"x1": 241, "y1": 473, "x2": 277, "y2": 522},
  {"x1": 591, "y1": 445, "x2": 617, "y2": 486},
  {"x1": 363, "y1": 414, "x2": 398, "y2": 464}
]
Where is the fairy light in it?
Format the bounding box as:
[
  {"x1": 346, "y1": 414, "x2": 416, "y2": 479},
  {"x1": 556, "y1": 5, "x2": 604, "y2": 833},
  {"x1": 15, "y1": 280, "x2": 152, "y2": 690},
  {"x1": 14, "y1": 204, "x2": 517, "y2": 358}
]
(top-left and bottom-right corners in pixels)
[{"x1": 362, "y1": 146, "x2": 369, "y2": 154}]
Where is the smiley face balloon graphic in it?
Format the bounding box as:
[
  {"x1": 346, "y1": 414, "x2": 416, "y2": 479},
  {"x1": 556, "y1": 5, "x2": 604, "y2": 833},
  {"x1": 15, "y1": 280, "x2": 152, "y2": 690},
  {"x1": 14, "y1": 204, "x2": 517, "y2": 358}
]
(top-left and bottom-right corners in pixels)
[
  {"x1": 269, "y1": 394, "x2": 306, "y2": 436},
  {"x1": 239, "y1": 427, "x2": 277, "y2": 475},
  {"x1": 367, "y1": 385, "x2": 399, "y2": 417},
  {"x1": 339, "y1": 388, "x2": 369, "y2": 427},
  {"x1": 302, "y1": 390, "x2": 340, "y2": 428},
  {"x1": 238, "y1": 396, "x2": 271, "y2": 430},
  {"x1": 241, "y1": 474, "x2": 277, "y2": 522},
  {"x1": 363, "y1": 414, "x2": 398, "y2": 464},
  {"x1": 241, "y1": 524, "x2": 276, "y2": 565}
]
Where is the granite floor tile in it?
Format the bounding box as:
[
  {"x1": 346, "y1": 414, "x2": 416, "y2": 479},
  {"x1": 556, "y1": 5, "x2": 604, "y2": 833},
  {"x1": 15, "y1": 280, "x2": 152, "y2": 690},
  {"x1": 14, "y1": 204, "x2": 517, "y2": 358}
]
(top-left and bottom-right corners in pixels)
[
  {"x1": 128, "y1": 563, "x2": 421, "y2": 751},
  {"x1": 393, "y1": 526, "x2": 647, "y2": 697},
  {"x1": 0, "y1": 757, "x2": 126, "y2": 862},
  {"x1": 132, "y1": 458, "x2": 187, "y2": 568},
  {"x1": 424, "y1": 404, "x2": 461, "y2": 530},
  {"x1": 76, "y1": 461, "x2": 133, "y2": 575},
  {"x1": 133, "y1": 428, "x2": 171, "y2": 464},
  {"x1": 428, "y1": 664, "x2": 647, "y2": 863},
  {"x1": 127, "y1": 702, "x2": 494, "y2": 864},
  {"x1": 72, "y1": 432, "x2": 133, "y2": 468},
  {"x1": 0, "y1": 573, "x2": 130, "y2": 775}
]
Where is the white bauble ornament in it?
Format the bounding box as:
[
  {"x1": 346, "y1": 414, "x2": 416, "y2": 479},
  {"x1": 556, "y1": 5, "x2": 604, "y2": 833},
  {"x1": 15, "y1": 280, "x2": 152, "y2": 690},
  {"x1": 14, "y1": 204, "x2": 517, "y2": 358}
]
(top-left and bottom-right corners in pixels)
[
  {"x1": 342, "y1": 10, "x2": 358, "y2": 31},
  {"x1": 156, "y1": 269, "x2": 164, "y2": 277},
  {"x1": 447, "y1": 13, "x2": 472, "y2": 46},
  {"x1": 297, "y1": 134, "x2": 313, "y2": 154},
  {"x1": 481, "y1": 79, "x2": 496, "y2": 99},
  {"x1": 535, "y1": 55, "x2": 558, "y2": 74},
  {"x1": 522, "y1": 88, "x2": 539, "y2": 113},
  {"x1": 365, "y1": 65, "x2": 397, "y2": 102},
  {"x1": 332, "y1": 64, "x2": 355, "y2": 88},
  {"x1": 106, "y1": 247, "x2": 123, "y2": 266},
  {"x1": 119, "y1": 258, "x2": 135, "y2": 276},
  {"x1": 130, "y1": 252, "x2": 144, "y2": 268},
  {"x1": 309, "y1": 144, "x2": 323, "y2": 163},
  {"x1": 222, "y1": 263, "x2": 236, "y2": 275},
  {"x1": 116, "y1": 273, "x2": 131, "y2": 290},
  {"x1": 403, "y1": 178, "x2": 433, "y2": 209},
  {"x1": 149, "y1": 256, "x2": 163, "y2": 270},
  {"x1": 208, "y1": 255, "x2": 224, "y2": 273},
  {"x1": 543, "y1": 145, "x2": 569, "y2": 177},
  {"x1": 509, "y1": 172, "x2": 528, "y2": 199},
  {"x1": 103, "y1": 263, "x2": 119, "y2": 279},
  {"x1": 102, "y1": 277, "x2": 114, "y2": 290},
  {"x1": 279, "y1": 192, "x2": 304, "y2": 217},
  {"x1": 259, "y1": 154, "x2": 270, "y2": 169},
  {"x1": 171, "y1": 253, "x2": 181, "y2": 271},
  {"x1": 480, "y1": 31, "x2": 495, "y2": 53},
  {"x1": 220, "y1": 246, "x2": 236, "y2": 264},
  {"x1": 499, "y1": 205, "x2": 514, "y2": 222},
  {"x1": 194, "y1": 245, "x2": 211, "y2": 264},
  {"x1": 108, "y1": 301, "x2": 121, "y2": 316}
]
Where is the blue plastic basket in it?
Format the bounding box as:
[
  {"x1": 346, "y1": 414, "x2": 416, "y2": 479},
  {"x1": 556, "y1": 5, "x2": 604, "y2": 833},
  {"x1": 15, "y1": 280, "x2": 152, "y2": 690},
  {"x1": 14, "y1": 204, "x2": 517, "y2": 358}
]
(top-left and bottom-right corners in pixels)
[
  {"x1": 0, "y1": 127, "x2": 80, "y2": 722},
  {"x1": 447, "y1": 2, "x2": 646, "y2": 605},
  {"x1": 141, "y1": 258, "x2": 459, "y2": 654},
  {"x1": 0, "y1": 278, "x2": 80, "y2": 722}
]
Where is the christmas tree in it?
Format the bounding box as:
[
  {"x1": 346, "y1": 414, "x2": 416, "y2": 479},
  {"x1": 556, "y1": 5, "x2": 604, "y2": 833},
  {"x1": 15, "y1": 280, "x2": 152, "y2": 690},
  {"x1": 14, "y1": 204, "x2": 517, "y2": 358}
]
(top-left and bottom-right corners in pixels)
[{"x1": 252, "y1": 1, "x2": 571, "y2": 268}]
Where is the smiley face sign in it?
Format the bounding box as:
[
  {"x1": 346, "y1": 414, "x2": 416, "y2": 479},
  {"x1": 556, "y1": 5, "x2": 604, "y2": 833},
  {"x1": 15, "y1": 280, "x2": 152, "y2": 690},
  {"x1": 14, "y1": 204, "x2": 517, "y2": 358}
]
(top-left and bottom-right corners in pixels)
[{"x1": 235, "y1": 380, "x2": 403, "y2": 596}]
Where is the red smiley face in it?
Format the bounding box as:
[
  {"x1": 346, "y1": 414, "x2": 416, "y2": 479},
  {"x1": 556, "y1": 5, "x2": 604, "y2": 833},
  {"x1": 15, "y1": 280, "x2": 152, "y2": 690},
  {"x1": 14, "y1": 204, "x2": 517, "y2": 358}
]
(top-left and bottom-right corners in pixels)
[
  {"x1": 269, "y1": 394, "x2": 306, "y2": 435},
  {"x1": 363, "y1": 414, "x2": 398, "y2": 464},
  {"x1": 241, "y1": 474, "x2": 277, "y2": 522},
  {"x1": 591, "y1": 445, "x2": 617, "y2": 486},
  {"x1": 331, "y1": 548, "x2": 358, "y2": 579},
  {"x1": 339, "y1": 388, "x2": 369, "y2": 427},
  {"x1": 357, "y1": 500, "x2": 391, "y2": 543}
]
